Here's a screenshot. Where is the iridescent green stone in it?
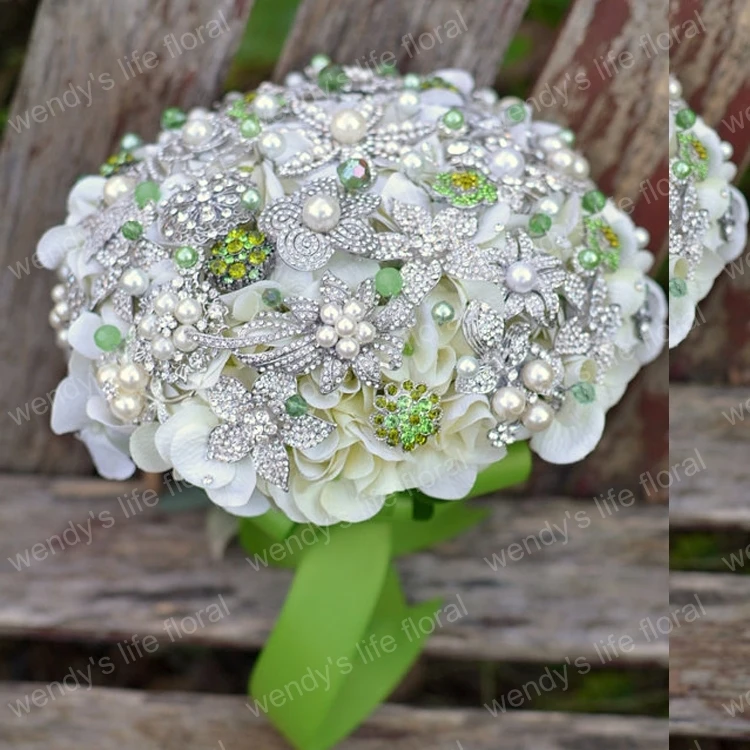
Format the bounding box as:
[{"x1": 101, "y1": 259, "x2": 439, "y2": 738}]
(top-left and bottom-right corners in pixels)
[
  {"x1": 675, "y1": 108, "x2": 697, "y2": 129},
  {"x1": 121, "y1": 221, "x2": 143, "y2": 240},
  {"x1": 442, "y1": 108, "x2": 465, "y2": 130},
  {"x1": 205, "y1": 223, "x2": 274, "y2": 292},
  {"x1": 94, "y1": 324, "x2": 122, "y2": 352},
  {"x1": 375, "y1": 267, "x2": 403, "y2": 298},
  {"x1": 672, "y1": 160, "x2": 692, "y2": 179},
  {"x1": 506, "y1": 102, "x2": 527, "y2": 123},
  {"x1": 285, "y1": 394, "x2": 308, "y2": 417},
  {"x1": 582, "y1": 189, "x2": 607, "y2": 214},
  {"x1": 571, "y1": 382, "x2": 596, "y2": 404},
  {"x1": 337, "y1": 157, "x2": 372, "y2": 191},
  {"x1": 240, "y1": 114, "x2": 262, "y2": 139},
  {"x1": 669, "y1": 278, "x2": 688, "y2": 297},
  {"x1": 173, "y1": 245, "x2": 199, "y2": 269},
  {"x1": 134, "y1": 181, "x2": 161, "y2": 209},
  {"x1": 528, "y1": 212, "x2": 552, "y2": 237},
  {"x1": 161, "y1": 107, "x2": 187, "y2": 129},
  {"x1": 318, "y1": 64, "x2": 348, "y2": 92},
  {"x1": 262, "y1": 287, "x2": 283, "y2": 308},
  {"x1": 578, "y1": 248, "x2": 601, "y2": 271}
]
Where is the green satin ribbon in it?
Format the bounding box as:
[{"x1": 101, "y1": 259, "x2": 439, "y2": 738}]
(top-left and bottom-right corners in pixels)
[{"x1": 239, "y1": 442, "x2": 531, "y2": 750}]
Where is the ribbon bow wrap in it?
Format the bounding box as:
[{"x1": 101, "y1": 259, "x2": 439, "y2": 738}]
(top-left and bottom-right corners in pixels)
[{"x1": 239, "y1": 442, "x2": 531, "y2": 750}]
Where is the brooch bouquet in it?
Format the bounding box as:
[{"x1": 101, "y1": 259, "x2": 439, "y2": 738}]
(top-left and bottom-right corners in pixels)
[{"x1": 41, "y1": 58, "x2": 665, "y2": 749}]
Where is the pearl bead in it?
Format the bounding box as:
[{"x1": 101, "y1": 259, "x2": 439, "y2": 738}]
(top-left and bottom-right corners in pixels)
[
  {"x1": 548, "y1": 149, "x2": 574, "y2": 171},
  {"x1": 401, "y1": 152, "x2": 424, "y2": 173},
  {"x1": 335, "y1": 315, "x2": 357, "y2": 337},
  {"x1": 55, "y1": 329, "x2": 69, "y2": 348},
  {"x1": 302, "y1": 193, "x2": 341, "y2": 233},
  {"x1": 491, "y1": 148, "x2": 524, "y2": 177},
  {"x1": 355, "y1": 321, "x2": 376, "y2": 344},
  {"x1": 721, "y1": 141, "x2": 734, "y2": 159},
  {"x1": 634, "y1": 227, "x2": 650, "y2": 248},
  {"x1": 174, "y1": 297, "x2": 202, "y2": 325},
  {"x1": 330, "y1": 109, "x2": 367, "y2": 145},
  {"x1": 53, "y1": 301, "x2": 70, "y2": 320},
  {"x1": 137, "y1": 314, "x2": 158, "y2": 339},
  {"x1": 153, "y1": 291, "x2": 178, "y2": 315},
  {"x1": 669, "y1": 78, "x2": 682, "y2": 98},
  {"x1": 96, "y1": 364, "x2": 119, "y2": 387},
  {"x1": 522, "y1": 359, "x2": 555, "y2": 392},
  {"x1": 537, "y1": 197, "x2": 559, "y2": 216},
  {"x1": 491, "y1": 387, "x2": 526, "y2": 420},
  {"x1": 116, "y1": 363, "x2": 148, "y2": 392},
  {"x1": 522, "y1": 402, "x2": 555, "y2": 432},
  {"x1": 173, "y1": 325, "x2": 199, "y2": 352},
  {"x1": 151, "y1": 336, "x2": 175, "y2": 360},
  {"x1": 103, "y1": 175, "x2": 136, "y2": 205},
  {"x1": 51, "y1": 284, "x2": 67, "y2": 303},
  {"x1": 342, "y1": 299, "x2": 365, "y2": 320},
  {"x1": 258, "y1": 132, "x2": 286, "y2": 159},
  {"x1": 539, "y1": 135, "x2": 564, "y2": 152},
  {"x1": 397, "y1": 91, "x2": 420, "y2": 117},
  {"x1": 335, "y1": 337, "x2": 360, "y2": 360},
  {"x1": 111, "y1": 393, "x2": 145, "y2": 421},
  {"x1": 316, "y1": 325, "x2": 338, "y2": 348},
  {"x1": 319, "y1": 303, "x2": 342, "y2": 325},
  {"x1": 119, "y1": 268, "x2": 149, "y2": 296},
  {"x1": 253, "y1": 94, "x2": 280, "y2": 120},
  {"x1": 431, "y1": 301, "x2": 455, "y2": 325},
  {"x1": 456, "y1": 355, "x2": 479, "y2": 376},
  {"x1": 506, "y1": 261, "x2": 537, "y2": 294},
  {"x1": 572, "y1": 156, "x2": 590, "y2": 178},
  {"x1": 48, "y1": 310, "x2": 62, "y2": 328},
  {"x1": 182, "y1": 118, "x2": 213, "y2": 147}
]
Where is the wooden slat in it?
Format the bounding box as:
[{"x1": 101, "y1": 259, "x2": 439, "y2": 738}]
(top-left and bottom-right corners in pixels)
[
  {"x1": 0, "y1": 0, "x2": 256, "y2": 474},
  {"x1": 0, "y1": 475, "x2": 668, "y2": 666},
  {"x1": 670, "y1": 385, "x2": 750, "y2": 530},
  {"x1": 0, "y1": 685, "x2": 667, "y2": 750},
  {"x1": 274, "y1": 0, "x2": 530, "y2": 86},
  {"x1": 671, "y1": 572, "x2": 750, "y2": 739}
]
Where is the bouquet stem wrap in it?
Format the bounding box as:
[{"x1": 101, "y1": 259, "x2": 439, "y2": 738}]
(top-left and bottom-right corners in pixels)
[{"x1": 239, "y1": 443, "x2": 531, "y2": 750}]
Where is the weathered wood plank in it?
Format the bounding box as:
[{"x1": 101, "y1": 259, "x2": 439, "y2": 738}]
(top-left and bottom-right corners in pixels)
[
  {"x1": 670, "y1": 385, "x2": 750, "y2": 530},
  {"x1": 0, "y1": 475, "x2": 668, "y2": 666},
  {"x1": 0, "y1": 0, "x2": 256, "y2": 474},
  {"x1": 671, "y1": 572, "x2": 750, "y2": 739},
  {"x1": 0, "y1": 684, "x2": 667, "y2": 750},
  {"x1": 274, "y1": 0, "x2": 530, "y2": 86}
]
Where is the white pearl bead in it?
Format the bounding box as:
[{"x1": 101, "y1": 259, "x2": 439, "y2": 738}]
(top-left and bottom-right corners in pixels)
[
  {"x1": 669, "y1": 78, "x2": 682, "y2": 98},
  {"x1": 572, "y1": 156, "x2": 589, "y2": 178},
  {"x1": 116, "y1": 363, "x2": 148, "y2": 392},
  {"x1": 456, "y1": 355, "x2": 479, "y2": 376},
  {"x1": 521, "y1": 359, "x2": 555, "y2": 393},
  {"x1": 253, "y1": 94, "x2": 280, "y2": 120},
  {"x1": 548, "y1": 149, "x2": 574, "y2": 171},
  {"x1": 103, "y1": 176, "x2": 136, "y2": 205},
  {"x1": 96, "y1": 364, "x2": 119, "y2": 387},
  {"x1": 634, "y1": 227, "x2": 650, "y2": 248},
  {"x1": 506, "y1": 261, "x2": 537, "y2": 294},
  {"x1": 173, "y1": 325, "x2": 199, "y2": 352},
  {"x1": 330, "y1": 109, "x2": 367, "y2": 145},
  {"x1": 335, "y1": 315, "x2": 357, "y2": 337},
  {"x1": 491, "y1": 148, "x2": 524, "y2": 177},
  {"x1": 174, "y1": 297, "x2": 202, "y2": 325},
  {"x1": 258, "y1": 132, "x2": 286, "y2": 159},
  {"x1": 153, "y1": 291, "x2": 178, "y2": 315},
  {"x1": 53, "y1": 301, "x2": 70, "y2": 320},
  {"x1": 319, "y1": 303, "x2": 342, "y2": 325},
  {"x1": 537, "y1": 197, "x2": 559, "y2": 216},
  {"x1": 302, "y1": 193, "x2": 341, "y2": 233},
  {"x1": 721, "y1": 141, "x2": 734, "y2": 159},
  {"x1": 540, "y1": 135, "x2": 564, "y2": 152},
  {"x1": 51, "y1": 284, "x2": 67, "y2": 303},
  {"x1": 355, "y1": 321, "x2": 376, "y2": 344},
  {"x1": 491, "y1": 387, "x2": 526, "y2": 420},
  {"x1": 316, "y1": 325, "x2": 338, "y2": 348},
  {"x1": 48, "y1": 310, "x2": 62, "y2": 328},
  {"x1": 137, "y1": 314, "x2": 158, "y2": 339},
  {"x1": 342, "y1": 299, "x2": 365, "y2": 321},
  {"x1": 119, "y1": 268, "x2": 150, "y2": 296},
  {"x1": 55, "y1": 329, "x2": 69, "y2": 348},
  {"x1": 182, "y1": 118, "x2": 213, "y2": 147},
  {"x1": 522, "y1": 402, "x2": 555, "y2": 432},
  {"x1": 397, "y1": 91, "x2": 420, "y2": 117},
  {"x1": 401, "y1": 152, "x2": 424, "y2": 173},
  {"x1": 151, "y1": 336, "x2": 175, "y2": 360},
  {"x1": 335, "y1": 337, "x2": 360, "y2": 360},
  {"x1": 111, "y1": 393, "x2": 145, "y2": 421}
]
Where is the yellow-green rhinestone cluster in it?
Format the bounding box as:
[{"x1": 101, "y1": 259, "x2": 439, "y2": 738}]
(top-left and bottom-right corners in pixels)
[
  {"x1": 100, "y1": 151, "x2": 136, "y2": 177},
  {"x1": 676, "y1": 132, "x2": 709, "y2": 180},
  {"x1": 433, "y1": 169, "x2": 498, "y2": 208},
  {"x1": 582, "y1": 217, "x2": 621, "y2": 271},
  {"x1": 370, "y1": 381, "x2": 442, "y2": 452},
  {"x1": 205, "y1": 224, "x2": 274, "y2": 292},
  {"x1": 420, "y1": 76, "x2": 459, "y2": 93}
]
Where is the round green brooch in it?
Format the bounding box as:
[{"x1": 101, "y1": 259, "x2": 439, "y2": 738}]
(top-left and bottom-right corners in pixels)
[
  {"x1": 370, "y1": 381, "x2": 442, "y2": 452},
  {"x1": 205, "y1": 224, "x2": 275, "y2": 292}
]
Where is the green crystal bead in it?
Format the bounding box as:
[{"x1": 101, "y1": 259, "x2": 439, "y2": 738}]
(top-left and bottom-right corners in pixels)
[
  {"x1": 174, "y1": 245, "x2": 199, "y2": 269},
  {"x1": 121, "y1": 220, "x2": 143, "y2": 240},
  {"x1": 675, "y1": 108, "x2": 697, "y2": 129},
  {"x1": 134, "y1": 181, "x2": 161, "y2": 209},
  {"x1": 262, "y1": 288, "x2": 283, "y2": 308},
  {"x1": 285, "y1": 394, "x2": 308, "y2": 417},
  {"x1": 94, "y1": 324, "x2": 122, "y2": 352},
  {"x1": 318, "y1": 64, "x2": 348, "y2": 92},
  {"x1": 431, "y1": 301, "x2": 455, "y2": 325},
  {"x1": 375, "y1": 267, "x2": 403, "y2": 297},
  {"x1": 672, "y1": 160, "x2": 692, "y2": 179},
  {"x1": 337, "y1": 157, "x2": 372, "y2": 191},
  {"x1": 161, "y1": 107, "x2": 187, "y2": 130},
  {"x1": 578, "y1": 248, "x2": 601, "y2": 271},
  {"x1": 120, "y1": 132, "x2": 143, "y2": 151},
  {"x1": 582, "y1": 189, "x2": 607, "y2": 213},
  {"x1": 558, "y1": 128, "x2": 575, "y2": 146},
  {"x1": 402, "y1": 339, "x2": 414, "y2": 356},
  {"x1": 528, "y1": 212, "x2": 552, "y2": 237},
  {"x1": 310, "y1": 53, "x2": 331, "y2": 70},
  {"x1": 403, "y1": 73, "x2": 421, "y2": 89},
  {"x1": 241, "y1": 187, "x2": 262, "y2": 211},
  {"x1": 442, "y1": 108, "x2": 465, "y2": 130},
  {"x1": 506, "y1": 102, "x2": 526, "y2": 123},
  {"x1": 571, "y1": 382, "x2": 596, "y2": 404},
  {"x1": 669, "y1": 278, "x2": 688, "y2": 297},
  {"x1": 240, "y1": 114, "x2": 262, "y2": 139}
]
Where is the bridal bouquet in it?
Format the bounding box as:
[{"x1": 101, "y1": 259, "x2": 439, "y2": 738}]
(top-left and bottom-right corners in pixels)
[
  {"x1": 41, "y1": 58, "x2": 664, "y2": 749},
  {"x1": 669, "y1": 75, "x2": 748, "y2": 347}
]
